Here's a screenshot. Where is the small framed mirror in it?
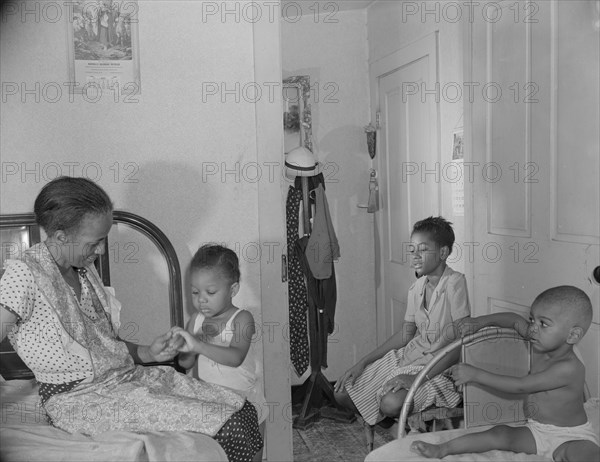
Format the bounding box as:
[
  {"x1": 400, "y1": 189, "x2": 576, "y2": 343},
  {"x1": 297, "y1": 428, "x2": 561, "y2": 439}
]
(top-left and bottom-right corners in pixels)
[{"x1": 283, "y1": 75, "x2": 312, "y2": 154}]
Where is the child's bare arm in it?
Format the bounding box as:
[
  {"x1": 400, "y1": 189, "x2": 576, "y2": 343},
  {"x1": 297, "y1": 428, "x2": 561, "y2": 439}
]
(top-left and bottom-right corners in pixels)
[
  {"x1": 177, "y1": 313, "x2": 199, "y2": 370},
  {"x1": 450, "y1": 359, "x2": 577, "y2": 394},
  {"x1": 455, "y1": 312, "x2": 530, "y2": 339},
  {"x1": 177, "y1": 310, "x2": 254, "y2": 368}
]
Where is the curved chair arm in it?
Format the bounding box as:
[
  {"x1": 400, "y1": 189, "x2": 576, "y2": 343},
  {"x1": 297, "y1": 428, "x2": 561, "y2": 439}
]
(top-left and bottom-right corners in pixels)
[{"x1": 397, "y1": 327, "x2": 522, "y2": 438}]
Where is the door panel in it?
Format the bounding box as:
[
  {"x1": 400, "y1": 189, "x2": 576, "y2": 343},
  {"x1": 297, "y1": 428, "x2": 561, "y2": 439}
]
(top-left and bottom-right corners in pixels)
[{"x1": 467, "y1": 0, "x2": 600, "y2": 396}]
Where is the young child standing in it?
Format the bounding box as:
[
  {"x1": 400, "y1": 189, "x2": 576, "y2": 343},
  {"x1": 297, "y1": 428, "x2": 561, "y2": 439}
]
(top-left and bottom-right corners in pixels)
[
  {"x1": 334, "y1": 216, "x2": 471, "y2": 426},
  {"x1": 175, "y1": 244, "x2": 267, "y2": 426},
  {"x1": 412, "y1": 285, "x2": 600, "y2": 462}
]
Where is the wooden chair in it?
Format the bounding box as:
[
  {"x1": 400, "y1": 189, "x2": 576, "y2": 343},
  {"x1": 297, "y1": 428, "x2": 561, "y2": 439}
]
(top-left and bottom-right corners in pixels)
[
  {"x1": 362, "y1": 327, "x2": 530, "y2": 451},
  {"x1": 397, "y1": 328, "x2": 530, "y2": 439}
]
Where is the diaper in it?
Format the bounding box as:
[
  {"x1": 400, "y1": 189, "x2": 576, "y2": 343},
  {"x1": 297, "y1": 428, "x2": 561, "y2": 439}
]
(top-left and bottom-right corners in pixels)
[{"x1": 526, "y1": 419, "x2": 599, "y2": 461}]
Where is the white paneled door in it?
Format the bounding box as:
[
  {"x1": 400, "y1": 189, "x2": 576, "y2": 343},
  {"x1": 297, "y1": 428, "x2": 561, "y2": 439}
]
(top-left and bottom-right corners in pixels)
[
  {"x1": 466, "y1": 0, "x2": 600, "y2": 396},
  {"x1": 371, "y1": 32, "x2": 440, "y2": 343}
]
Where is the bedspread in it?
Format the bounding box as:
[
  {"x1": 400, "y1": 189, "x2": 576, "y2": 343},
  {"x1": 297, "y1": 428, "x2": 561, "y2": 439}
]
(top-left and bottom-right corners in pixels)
[
  {"x1": 365, "y1": 399, "x2": 600, "y2": 462},
  {"x1": 0, "y1": 379, "x2": 228, "y2": 462}
]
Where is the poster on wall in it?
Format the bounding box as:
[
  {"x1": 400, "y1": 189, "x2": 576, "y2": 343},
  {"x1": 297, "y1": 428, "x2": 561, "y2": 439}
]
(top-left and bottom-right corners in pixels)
[
  {"x1": 66, "y1": 0, "x2": 140, "y2": 96},
  {"x1": 451, "y1": 129, "x2": 465, "y2": 217}
]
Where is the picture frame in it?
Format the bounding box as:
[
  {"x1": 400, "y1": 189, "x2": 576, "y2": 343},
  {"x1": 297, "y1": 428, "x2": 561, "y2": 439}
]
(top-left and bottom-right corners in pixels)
[
  {"x1": 283, "y1": 75, "x2": 312, "y2": 154},
  {"x1": 452, "y1": 129, "x2": 464, "y2": 160},
  {"x1": 451, "y1": 129, "x2": 465, "y2": 216},
  {"x1": 66, "y1": 0, "x2": 141, "y2": 96}
]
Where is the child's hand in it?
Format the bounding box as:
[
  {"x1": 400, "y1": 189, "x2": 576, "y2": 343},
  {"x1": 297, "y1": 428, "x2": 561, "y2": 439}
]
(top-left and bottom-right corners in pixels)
[
  {"x1": 334, "y1": 363, "x2": 366, "y2": 392},
  {"x1": 165, "y1": 327, "x2": 185, "y2": 352},
  {"x1": 449, "y1": 363, "x2": 479, "y2": 386},
  {"x1": 172, "y1": 329, "x2": 203, "y2": 354}
]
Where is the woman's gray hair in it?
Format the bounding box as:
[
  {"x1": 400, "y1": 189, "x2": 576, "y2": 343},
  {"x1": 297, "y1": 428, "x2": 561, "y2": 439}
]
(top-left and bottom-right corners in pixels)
[{"x1": 34, "y1": 176, "x2": 114, "y2": 235}]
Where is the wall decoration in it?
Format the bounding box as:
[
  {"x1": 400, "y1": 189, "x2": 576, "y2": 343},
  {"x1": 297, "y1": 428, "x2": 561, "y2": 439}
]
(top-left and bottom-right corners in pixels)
[
  {"x1": 451, "y1": 129, "x2": 465, "y2": 216},
  {"x1": 364, "y1": 123, "x2": 377, "y2": 159},
  {"x1": 283, "y1": 75, "x2": 312, "y2": 154},
  {"x1": 67, "y1": 0, "x2": 140, "y2": 95},
  {"x1": 452, "y1": 129, "x2": 464, "y2": 160}
]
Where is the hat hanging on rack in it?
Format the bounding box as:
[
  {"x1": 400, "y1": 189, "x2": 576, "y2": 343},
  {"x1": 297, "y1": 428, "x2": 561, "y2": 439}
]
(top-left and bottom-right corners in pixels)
[{"x1": 285, "y1": 146, "x2": 321, "y2": 179}]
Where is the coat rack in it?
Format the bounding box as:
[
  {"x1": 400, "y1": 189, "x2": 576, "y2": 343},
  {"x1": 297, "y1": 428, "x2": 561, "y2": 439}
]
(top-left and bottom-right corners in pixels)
[{"x1": 293, "y1": 175, "x2": 354, "y2": 429}]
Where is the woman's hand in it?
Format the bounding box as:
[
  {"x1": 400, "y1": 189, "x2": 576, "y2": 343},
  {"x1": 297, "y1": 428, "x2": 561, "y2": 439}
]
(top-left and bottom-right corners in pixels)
[
  {"x1": 334, "y1": 362, "x2": 366, "y2": 393},
  {"x1": 147, "y1": 330, "x2": 181, "y2": 362},
  {"x1": 382, "y1": 374, "x2": 415, "y2": 394},
  {"x1": 449, "y1": 363, "x2": 479, "y2": 386}
]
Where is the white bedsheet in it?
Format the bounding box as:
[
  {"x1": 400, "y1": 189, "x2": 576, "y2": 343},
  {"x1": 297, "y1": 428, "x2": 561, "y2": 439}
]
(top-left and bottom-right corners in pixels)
[
  {"x1": 0, "y1": 379, "x2": 228, "y2": 462},
  {"x1": 365, "y1": 399, "x2": 600, "y2": 462}
]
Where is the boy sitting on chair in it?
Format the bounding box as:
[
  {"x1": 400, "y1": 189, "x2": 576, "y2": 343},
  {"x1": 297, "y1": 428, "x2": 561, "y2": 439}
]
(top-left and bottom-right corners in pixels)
[{"x1": 412, "y1": 285, "x2": 600, "y2": 462}]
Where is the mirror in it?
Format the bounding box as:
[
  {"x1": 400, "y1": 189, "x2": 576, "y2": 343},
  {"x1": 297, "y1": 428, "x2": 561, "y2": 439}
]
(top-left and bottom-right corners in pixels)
[{"x1": 283, "y1": 75, "x2": 313, "y2": 154}]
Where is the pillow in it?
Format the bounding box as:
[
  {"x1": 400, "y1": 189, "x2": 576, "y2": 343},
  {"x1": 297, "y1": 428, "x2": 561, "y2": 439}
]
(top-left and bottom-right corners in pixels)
[{"x1": 0, "y1": 379, "x2": 49, "y2": 427}]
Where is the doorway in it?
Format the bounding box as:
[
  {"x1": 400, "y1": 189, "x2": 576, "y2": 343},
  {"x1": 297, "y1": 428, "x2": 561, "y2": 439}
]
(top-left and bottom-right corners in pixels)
[{"x1": 371, "y1": 32, "x2": 446, "y2": 343}]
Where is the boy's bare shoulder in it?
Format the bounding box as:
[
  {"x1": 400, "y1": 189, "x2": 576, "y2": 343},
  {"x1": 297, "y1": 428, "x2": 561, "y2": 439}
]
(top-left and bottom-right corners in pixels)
[{"x1": 544, "y1": 350, "x2": 585, "y2": 378}]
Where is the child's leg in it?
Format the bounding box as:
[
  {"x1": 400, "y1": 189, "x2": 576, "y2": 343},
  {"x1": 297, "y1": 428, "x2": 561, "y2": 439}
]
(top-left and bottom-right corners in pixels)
[
  {"x1": 252, "y1": 421, "x2": 266, "y2": 462},
  {"x1": 333, "y1": 388, "x2": 359, "y2": 414},
  {"x1": 553, "y1": 440, "x2": 600, "y2": 462},
  {"x1": 378, "y1": 388, "x2": 408, "y2": 419},
  {"x1": 411, "y1": 424, "x2": 536, "y2": 459}
]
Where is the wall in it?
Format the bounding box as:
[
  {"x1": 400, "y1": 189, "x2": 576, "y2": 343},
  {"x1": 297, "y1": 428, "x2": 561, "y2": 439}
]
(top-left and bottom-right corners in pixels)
[
  {"x1": 367, "y1": 1, "x2": 466, "y2": 274},
  {"x1": 0, "y1": 0, "x2": 262, "y2": 334},
  {"x1": 282, "y1": 8, "x2": 376, "y2": 381},
  {"x1": 1, "y1": 1, "x2": 293, "y2": 459}
]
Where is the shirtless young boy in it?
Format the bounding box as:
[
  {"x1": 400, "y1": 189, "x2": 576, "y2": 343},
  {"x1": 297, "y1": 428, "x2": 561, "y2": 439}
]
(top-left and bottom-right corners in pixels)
[{"x1": 412, "y1": 285, "x2": 600, "y2": 462}]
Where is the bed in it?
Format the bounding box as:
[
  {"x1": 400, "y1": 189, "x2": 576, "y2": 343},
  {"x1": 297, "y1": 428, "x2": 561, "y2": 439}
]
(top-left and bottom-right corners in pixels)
[
  {"x1": 365, "y1": 328, "x2": 600, "y2": 462},
  {"x1": 0, "y1": 212, "x2": 228, "y2": 462}
]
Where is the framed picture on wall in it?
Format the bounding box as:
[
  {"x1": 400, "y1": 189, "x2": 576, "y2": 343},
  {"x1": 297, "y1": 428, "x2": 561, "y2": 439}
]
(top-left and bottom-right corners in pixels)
[
  {"x1": 66, "y1": 0, "x2": 141, "y2": 96},
  {"x1": 451, "y1": 129, "x2": 465, "y2": 216},
  {"x1": 452, "y1": 129, "x2": 464, "y2": 160},
  {"x1": 283, "y1": 75, "x2": 312, "y2": 154}
]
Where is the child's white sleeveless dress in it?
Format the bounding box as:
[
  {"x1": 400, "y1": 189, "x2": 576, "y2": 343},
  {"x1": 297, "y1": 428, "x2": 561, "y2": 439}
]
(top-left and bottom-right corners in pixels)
[{"x1": 191, "y1": 309, "x2": 268, "y2": 424}]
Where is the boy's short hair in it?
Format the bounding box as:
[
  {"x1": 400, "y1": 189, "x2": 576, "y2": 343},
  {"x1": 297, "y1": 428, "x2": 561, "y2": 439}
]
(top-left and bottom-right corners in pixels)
[
  {"x1": 534, "y1": 285, "x2": 593, "y2": 334},
  {"x1": 411, "y1": 216, "x2": 455, "y2": 255},
  {"x1": 191, "y1": 244, "x2": 240, "y2": 283}
]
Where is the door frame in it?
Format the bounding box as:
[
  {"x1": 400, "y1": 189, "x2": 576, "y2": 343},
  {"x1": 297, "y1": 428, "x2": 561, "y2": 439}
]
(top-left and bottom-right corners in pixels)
[
  {"x1": 253, "y1": 5, "x2": 293, "y2": 460},
  {"x1": 370, "y1": 31, "x2": 441, "y2": 344},
  {"x1": 463, "y1": 12, "x2": 475, "y2": 307}
]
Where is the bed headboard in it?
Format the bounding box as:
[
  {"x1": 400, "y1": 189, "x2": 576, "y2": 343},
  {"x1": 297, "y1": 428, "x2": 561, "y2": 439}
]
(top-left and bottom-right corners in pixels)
[{"x1": 0, "y1": 211, "x2": 183, "y2": 380}]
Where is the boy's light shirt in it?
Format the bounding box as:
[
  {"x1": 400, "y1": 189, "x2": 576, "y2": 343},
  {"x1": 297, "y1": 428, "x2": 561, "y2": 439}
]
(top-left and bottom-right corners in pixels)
[{"x1": 403, "y1": 266, "x2": 471, "y2": 366}]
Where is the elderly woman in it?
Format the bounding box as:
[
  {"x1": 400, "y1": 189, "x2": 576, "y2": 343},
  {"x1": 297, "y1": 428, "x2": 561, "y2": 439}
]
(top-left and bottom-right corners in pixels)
[{"x1": 0, "y1": 177, "x2": 262, "y2": 462}]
